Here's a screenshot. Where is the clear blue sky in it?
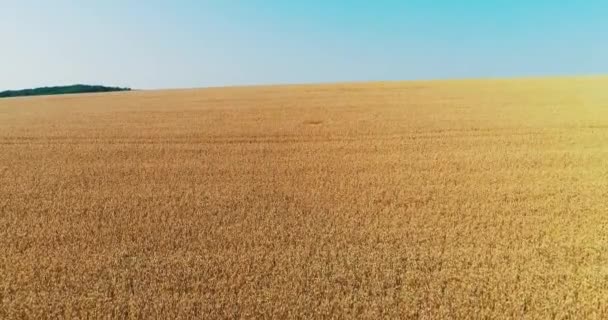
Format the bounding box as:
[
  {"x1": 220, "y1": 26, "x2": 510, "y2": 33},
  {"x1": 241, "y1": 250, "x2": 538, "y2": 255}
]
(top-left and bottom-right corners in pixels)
[{"x1": 2, "y1": 1, "x2": 607, "y2": 90}]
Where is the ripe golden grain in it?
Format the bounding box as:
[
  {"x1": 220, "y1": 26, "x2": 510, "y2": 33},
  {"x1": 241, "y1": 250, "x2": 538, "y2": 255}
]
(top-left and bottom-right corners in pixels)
[{"x1": 1, "y1": 77, "x2": 608, "y2": 318}]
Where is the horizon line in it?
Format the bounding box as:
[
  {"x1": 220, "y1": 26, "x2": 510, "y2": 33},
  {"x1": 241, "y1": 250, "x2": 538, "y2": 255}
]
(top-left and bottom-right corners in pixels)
[{"x1": 2, "y1": 73, "x2": 607, "y2": 96}]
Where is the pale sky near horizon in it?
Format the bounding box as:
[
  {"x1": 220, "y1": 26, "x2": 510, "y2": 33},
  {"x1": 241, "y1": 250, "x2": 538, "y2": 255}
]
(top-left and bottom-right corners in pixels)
[{"x1": 1, "y1": 1, "x2": 607, "y2": 90}]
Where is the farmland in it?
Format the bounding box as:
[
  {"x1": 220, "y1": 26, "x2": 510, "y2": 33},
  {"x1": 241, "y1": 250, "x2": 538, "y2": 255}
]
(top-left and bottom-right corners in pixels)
[{"x1": 1, "y1": 77, "x2": 608, "y2": 318}]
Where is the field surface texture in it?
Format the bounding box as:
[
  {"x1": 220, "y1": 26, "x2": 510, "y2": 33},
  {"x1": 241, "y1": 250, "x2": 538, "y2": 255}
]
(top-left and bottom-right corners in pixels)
[{"x1": 1, "y1": 77, "x2": 608, "y2": 319}]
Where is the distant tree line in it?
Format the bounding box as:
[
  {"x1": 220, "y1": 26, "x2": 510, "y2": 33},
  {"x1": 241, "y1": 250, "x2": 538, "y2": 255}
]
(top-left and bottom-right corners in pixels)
[{"x1": 0, "y1": 85, "x2": 132, "y2": 98}]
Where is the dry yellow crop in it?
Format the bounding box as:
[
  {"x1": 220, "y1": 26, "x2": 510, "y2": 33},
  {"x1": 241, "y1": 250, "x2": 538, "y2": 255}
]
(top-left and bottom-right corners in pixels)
[{"x1": 1, "y1": 77, "x2": 608, "y2": 318}]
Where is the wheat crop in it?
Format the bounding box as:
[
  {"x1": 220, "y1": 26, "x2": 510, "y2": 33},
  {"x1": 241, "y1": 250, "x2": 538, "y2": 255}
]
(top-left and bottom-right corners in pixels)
[{"x1": 1, "y1": 77, "x2": 608, "y2": 318}]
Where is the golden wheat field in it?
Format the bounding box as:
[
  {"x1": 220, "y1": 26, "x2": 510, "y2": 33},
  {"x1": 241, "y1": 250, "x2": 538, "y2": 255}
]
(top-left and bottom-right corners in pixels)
[{"x1": 1, "y1": 77, "x2": 608, "y2": 319}]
